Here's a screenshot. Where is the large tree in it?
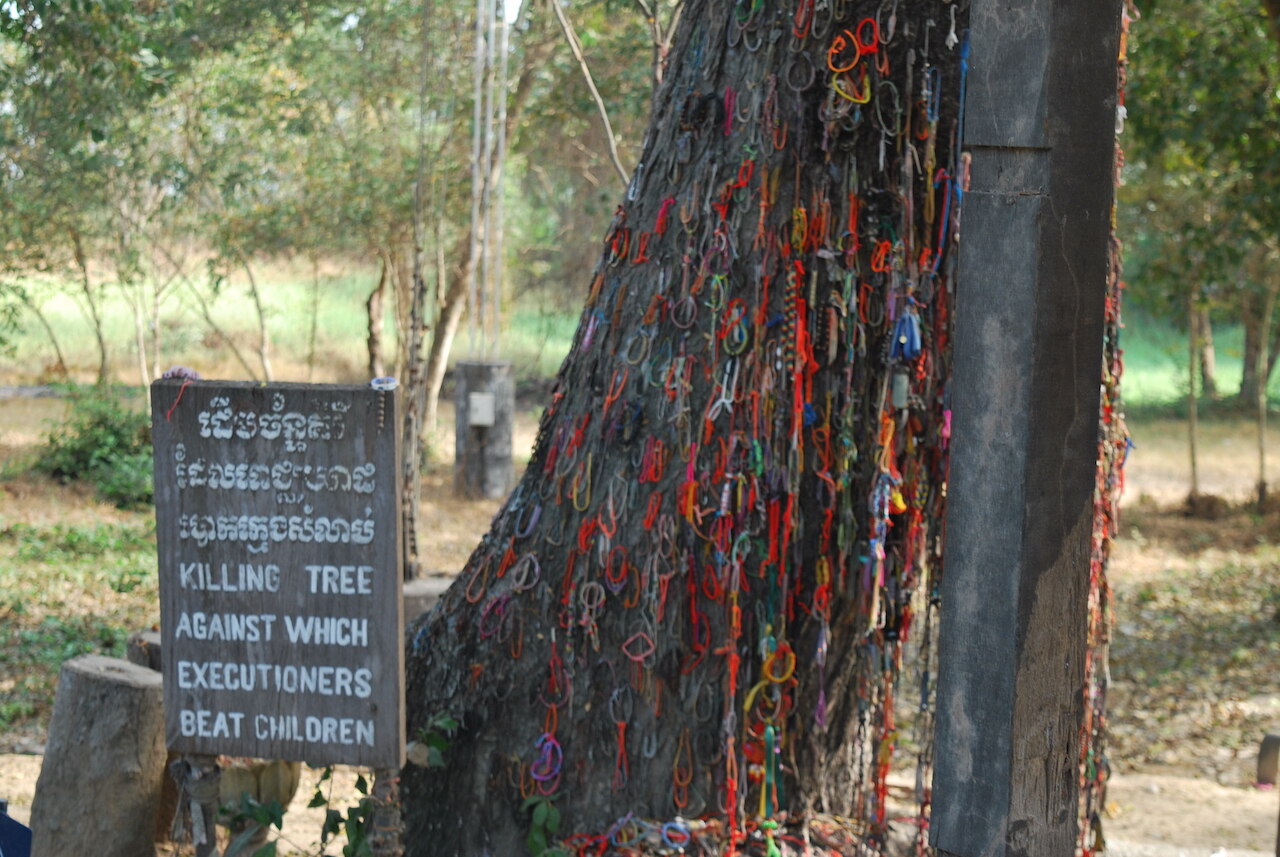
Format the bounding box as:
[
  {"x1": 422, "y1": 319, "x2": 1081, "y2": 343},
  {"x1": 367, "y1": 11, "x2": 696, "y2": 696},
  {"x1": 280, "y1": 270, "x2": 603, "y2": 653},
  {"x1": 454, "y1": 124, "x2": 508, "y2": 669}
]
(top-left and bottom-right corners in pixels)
[{"x1": 403, "y1": 0, "x2": 969, "y2": 853}]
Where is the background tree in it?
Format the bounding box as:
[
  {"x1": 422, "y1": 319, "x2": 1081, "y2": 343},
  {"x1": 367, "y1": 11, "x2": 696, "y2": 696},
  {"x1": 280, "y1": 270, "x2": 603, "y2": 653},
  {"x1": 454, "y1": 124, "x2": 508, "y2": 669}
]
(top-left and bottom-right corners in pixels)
[
  {"x1": 1122, "y1": 0, "x2": 1280, "y2": 409},
  {"x1": 402, "y1": 0, "x2": 968, "y2": 853}
]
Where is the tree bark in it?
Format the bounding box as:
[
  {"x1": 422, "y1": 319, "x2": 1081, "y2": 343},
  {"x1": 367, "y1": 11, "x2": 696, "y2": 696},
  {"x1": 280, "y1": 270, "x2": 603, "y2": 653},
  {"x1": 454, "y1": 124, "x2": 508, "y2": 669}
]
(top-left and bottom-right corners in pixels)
[
  {"x1": 17, "y1": 290, "x2": 69, "y2": 380},
  {"x1": 422, "y1": 249, "x2": 470, "y2": 440},
  {"x1": 369, "y1": 255, "x2": 391, "y2": 378},
  {"x1": 1190, "y1": 296, "x2": 1202, "y2": 499},
  {"x1": 1241, "y1": 284, "x2": 1279, "y2": 414},
  {"x1": 181, "y1": 278, "x2": 260, "y2": 381},
  {"x1": 239, "y1": 254, "x2": 274, "y2": 382},
  {"x1": 402, "y1": 1, "x2": 966, "y2": 853},
  {"x1": 70, "y1": 228, "x2": 111, "y2": 385},
  {"x1": 126, "y1": 281, "x2": 152, "y2": 387},
  {"x1": 1196, "y1": 306, "x2": 1218, "y2": 400},
  {"x1": 1257, "y1": 283, "x2": 1275, "y2": 506}
]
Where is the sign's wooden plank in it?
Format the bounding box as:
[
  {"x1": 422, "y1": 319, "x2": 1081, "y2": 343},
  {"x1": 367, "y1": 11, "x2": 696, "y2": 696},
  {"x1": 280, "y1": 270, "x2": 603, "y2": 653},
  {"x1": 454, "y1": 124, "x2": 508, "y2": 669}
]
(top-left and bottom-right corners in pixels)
[{"x1": 151, "y1": 380, "x2": 404, "y2": 769}]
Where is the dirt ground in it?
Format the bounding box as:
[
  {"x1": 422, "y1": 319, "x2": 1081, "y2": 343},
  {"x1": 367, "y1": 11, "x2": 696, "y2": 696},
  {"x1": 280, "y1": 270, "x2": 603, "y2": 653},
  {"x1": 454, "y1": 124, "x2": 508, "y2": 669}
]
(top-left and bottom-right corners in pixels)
[{"x1": 1, "y1": 395, "x2": 1278, "y2": 854}]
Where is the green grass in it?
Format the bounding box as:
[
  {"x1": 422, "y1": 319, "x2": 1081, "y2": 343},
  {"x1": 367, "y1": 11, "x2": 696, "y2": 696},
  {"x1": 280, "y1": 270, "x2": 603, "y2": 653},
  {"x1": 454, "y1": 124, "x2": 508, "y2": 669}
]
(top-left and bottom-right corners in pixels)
[
  {"x1": 2, "y1": 266, "x2": 580, "y2": 387},
  {"x1": 7, "y1": 259, "x2": 1280, "y2": 410},
  {"x1": 1120, "y1": 304, "x2": 1280, "y2": 407},
  {"x1": 0, "y1": 520, "x2": 158, "y2": 733}
]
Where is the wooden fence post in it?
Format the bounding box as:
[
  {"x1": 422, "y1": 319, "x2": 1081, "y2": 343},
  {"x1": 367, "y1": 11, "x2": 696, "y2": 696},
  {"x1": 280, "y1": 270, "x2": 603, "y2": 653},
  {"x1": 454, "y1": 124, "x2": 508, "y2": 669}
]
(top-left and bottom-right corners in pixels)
[{"x1": 930, "y1": 2, "x2": 1124, "y2": 855}]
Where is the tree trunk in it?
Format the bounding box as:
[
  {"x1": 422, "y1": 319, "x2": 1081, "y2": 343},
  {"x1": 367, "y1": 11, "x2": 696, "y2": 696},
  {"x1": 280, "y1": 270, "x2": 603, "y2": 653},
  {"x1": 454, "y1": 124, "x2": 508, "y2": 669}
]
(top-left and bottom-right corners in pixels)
[
  {"x1": 239, "y1": 254, "x2": 274, "y2": 382},
  {"x1": 70, "y1": 228, "x2": 111, "y2": 385},
  {"x1": 1241, "y1": 282, "x2": 1278, "y2": 412},
  {"x1": 1196, "y1": 306, "x2": 1218, "y2": 400},
  {"x1": 1242, "y1": 297, "x2": 1264, "y2": 411},
  {"x1": 17, "y1": 290, "x2": 69, "y2": 380},
  {"x1": 1257, "y1": 284, "x2": 1275, "y2": 506},
  {"x1": 127, "y1": 282, "x2": 152, "y2": 387},
  {"x1": 369, "y1": 255, "x2": 391, "y2": 379},
  {"x1": 151, "y1": 280, "x2": 164, "y2": 383},
  {"x1": 418, "y1": 50, "x2": 548, "y2": 443},
  {"x1": 402, "y1": 1, "x2": 966, "y2": 853},
  {"x1": 1189, "y1": 296, "x2": 1201, "y2": 500},
  {"x1": 422, "y1": 249, "x2": 470, "y2": 441},
  {"x1": 181, "y1": 278, "x2": 260, "y2": 381},
  {"x1": 307, "y1": 255, "x2": 322, "y2": 382}
]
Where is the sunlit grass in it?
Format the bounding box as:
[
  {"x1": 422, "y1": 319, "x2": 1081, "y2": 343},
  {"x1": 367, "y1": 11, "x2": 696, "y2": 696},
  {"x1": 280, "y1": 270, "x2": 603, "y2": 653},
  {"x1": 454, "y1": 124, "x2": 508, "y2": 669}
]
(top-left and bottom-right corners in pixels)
[{"x1": 0, "y1": 519, "x2": 159, "y2": 735}]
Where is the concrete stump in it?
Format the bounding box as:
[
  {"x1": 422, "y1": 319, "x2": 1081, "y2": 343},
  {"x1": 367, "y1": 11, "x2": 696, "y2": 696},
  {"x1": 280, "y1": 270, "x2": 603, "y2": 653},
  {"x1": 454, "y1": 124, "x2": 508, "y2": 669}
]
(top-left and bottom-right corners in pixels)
[
  {"x1": 126, "y1": 630, "x2": 162, "y2": 672},
  {"x1": 30, "y1": 654, "x2": 166, "y2": 857},
  {"x1": 125, "y1": 630, "x2": 179, "y2": 844},
  {"x1": 454, "y1": 361, "x2": 515, "y2": 499}
]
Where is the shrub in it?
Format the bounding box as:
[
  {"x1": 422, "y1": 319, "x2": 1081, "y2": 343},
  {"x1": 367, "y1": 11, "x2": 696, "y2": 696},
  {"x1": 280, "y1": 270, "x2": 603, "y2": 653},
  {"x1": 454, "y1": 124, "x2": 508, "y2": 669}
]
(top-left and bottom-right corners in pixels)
[
  {"x1": 36, "y1": 387, "x2": 154, "y2": 508},
  {"x1": 93, "y1": 450, "x2": 155, "y2": 508}
]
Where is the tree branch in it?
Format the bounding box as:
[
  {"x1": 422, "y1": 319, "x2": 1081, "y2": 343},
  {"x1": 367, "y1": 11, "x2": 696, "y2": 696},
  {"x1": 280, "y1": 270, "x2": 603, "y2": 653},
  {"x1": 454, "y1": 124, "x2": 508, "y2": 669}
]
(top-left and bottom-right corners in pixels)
[{"x1": 548, "y1": 0, "x2": 631, "y2": 188}]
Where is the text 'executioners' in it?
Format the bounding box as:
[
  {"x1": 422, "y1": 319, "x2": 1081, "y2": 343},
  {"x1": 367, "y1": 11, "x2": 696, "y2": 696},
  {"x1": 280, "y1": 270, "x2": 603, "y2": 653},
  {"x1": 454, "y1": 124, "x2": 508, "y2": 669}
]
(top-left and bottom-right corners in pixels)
[{"x1": 177, "y1": 661, "x2": 374, "y2": 697}]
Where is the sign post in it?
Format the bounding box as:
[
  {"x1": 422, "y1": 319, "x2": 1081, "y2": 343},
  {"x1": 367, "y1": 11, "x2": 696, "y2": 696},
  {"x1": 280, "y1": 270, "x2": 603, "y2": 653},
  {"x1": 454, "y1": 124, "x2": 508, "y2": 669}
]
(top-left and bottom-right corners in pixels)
[
  {"x1": 150, "y1": 380, "x2": 405, "y2": 771},
  {"x1": 930, "y1": 2, "x2": 1123, "y2": 855}
]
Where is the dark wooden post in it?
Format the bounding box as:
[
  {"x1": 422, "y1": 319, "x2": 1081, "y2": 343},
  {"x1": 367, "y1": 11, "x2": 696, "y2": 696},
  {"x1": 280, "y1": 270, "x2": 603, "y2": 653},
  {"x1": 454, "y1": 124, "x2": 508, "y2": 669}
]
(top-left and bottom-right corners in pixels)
[{"x1": 930, "y1": 2, "x2": 1123, "y2": 856}]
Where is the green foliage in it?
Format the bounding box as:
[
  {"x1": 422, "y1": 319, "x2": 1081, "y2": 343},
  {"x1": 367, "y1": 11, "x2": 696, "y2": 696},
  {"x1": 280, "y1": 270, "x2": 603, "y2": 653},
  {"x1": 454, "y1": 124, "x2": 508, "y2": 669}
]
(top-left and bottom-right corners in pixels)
[
  {"x1": 415, "y1": 710, "x2": 460, "y2": 768},
  {"x1": 91, "y1": 450, "x2": 156, "y2": 509},
  {"x1": 35, "y1": 386, "x2": 153, "y2": 507},
  {"x1": 1121, "y1": 0, "x2": 1280, "y2": 317},
  {"x1": 523, "y1": 794, "x2": 567, "y2": 857},
  {"x1": 0, "y1": 518, "x2": 157, "y2": 736},
  {"x1": 0, "y1": 282, "x2": 22, "y2": 358},
  {"x1": 16, "y1": 615, "x2": 129, "y2": 667},
  {"x1": 310, "y1": 767, "x2": 375, "y2": 857},
  {"x1": 220, "y1": 794, "x2": 286, "y2": 857}
]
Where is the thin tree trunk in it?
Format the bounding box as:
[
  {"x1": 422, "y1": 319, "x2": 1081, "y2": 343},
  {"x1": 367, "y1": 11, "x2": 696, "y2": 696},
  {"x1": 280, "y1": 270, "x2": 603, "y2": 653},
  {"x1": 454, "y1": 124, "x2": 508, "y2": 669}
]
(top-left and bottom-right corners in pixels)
[
  {"x1": 70, "y1": 229, "x2": 110, "y2": 386},
  {"x1": 368, "y1": 256, "x2": 390, "y2": 379},
  {"x1": 1243, "y1": 296, "x2": 1265, "y2": 412},
  {"x1": 421, "y1": 250, "x2": 470, "y2": 438},
  {"x1": 151, "y1": 281, "x2": 163, "y2": 382},
  {"x1": 238, "y1": 254, "x2": 273, "y2": 382},
  {"x1": 307, "y1": 255, "x2": 321, "y2": 382},
  {"x1": 130, "y1": 288, "x2": 150, "y2": 387},
  {"x1": 401, "y1": 1, "x2": 966, "y2": 853},
  {"x1": 1190, "y1": 297, "x2": 1202, "y2": 500},
  {"x1": 1265, "y1": 317, "x2": 1280, "y2": 388},
  {"x1": 181, "y1": 280, "x2": 260, "y2": 381},
  {"x1": 390, "y1": 248, "x2": 414, "y2": 378},
  {"x1": 549, "y1": 0, "x2": 630, "y2": 189},
  {"x1": 1259, "y1": 381, "x2": 1269, "y2": 508},
  {"x1": 1256, "y1": 285, "x2": 1275, "y2": 506},
  {"x1": 17, "y1": 291, "x2": 69, "y2": 380},
  {"x1": 418, "y1": 52, "x2": 547, "y2": 441},
  {"x1": 1196, "y1": 306, "x2": 1218, "y2": 399}
]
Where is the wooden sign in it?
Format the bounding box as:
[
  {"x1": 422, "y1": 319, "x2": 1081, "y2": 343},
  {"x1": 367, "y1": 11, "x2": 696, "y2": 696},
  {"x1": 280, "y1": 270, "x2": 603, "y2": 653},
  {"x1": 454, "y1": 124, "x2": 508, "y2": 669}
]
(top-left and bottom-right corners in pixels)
[{"x1": 151, "y1": 380, "x2": 404, "y2": 768}]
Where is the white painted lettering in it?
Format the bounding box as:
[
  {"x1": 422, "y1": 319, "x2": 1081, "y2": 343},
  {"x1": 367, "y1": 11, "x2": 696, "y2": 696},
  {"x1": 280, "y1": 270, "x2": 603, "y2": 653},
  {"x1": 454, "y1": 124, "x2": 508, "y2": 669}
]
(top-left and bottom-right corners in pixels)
[
  {"x1": 284, "y1": 615, "x2": 368, "y2": 646},
  {"x1": 178, "y1": 708, "x2": 244, "y2": 738},
  {"x1": 303, "y1": 716, "x2": 375, "y2": 746},
  {"x1": 304, "y1": 565, "x2": 374, "y2": 595},
  {"x1": 174, "y1": 612, "x2": 276, "y2": 642}
]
